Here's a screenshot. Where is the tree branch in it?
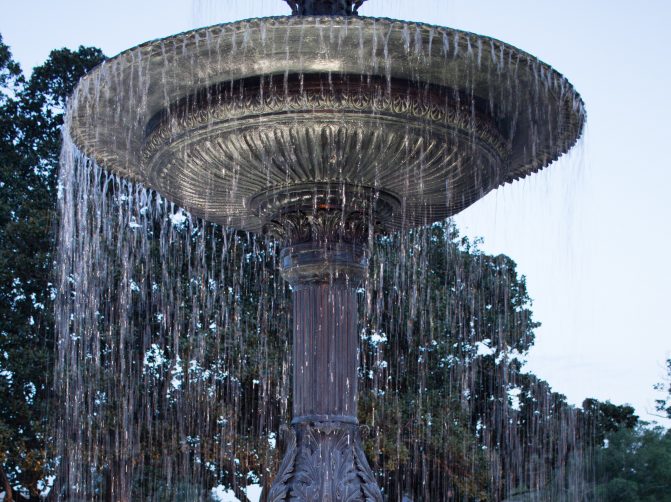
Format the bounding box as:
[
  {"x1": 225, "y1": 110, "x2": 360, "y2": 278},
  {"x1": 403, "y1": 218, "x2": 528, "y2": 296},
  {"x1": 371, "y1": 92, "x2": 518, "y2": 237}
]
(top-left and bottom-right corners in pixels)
[{"x1": 0, "y1": 463, "x2": 14, "y2": 502}]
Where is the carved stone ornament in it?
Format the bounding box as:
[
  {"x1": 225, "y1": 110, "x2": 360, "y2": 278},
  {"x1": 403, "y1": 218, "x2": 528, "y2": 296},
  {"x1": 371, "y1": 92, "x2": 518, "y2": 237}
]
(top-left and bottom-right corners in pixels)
[
  {"x1": 284, "y1": 0, "x2": 368, "y2": 16},
  {"x1": 265, "y1": 209, "x2": 370, "y2": 246},
  {"x1": 252, "y1": 183, "x2": 400, "y2": 245},
  {"x1": 268, "y1": 421, "x2": 382, "y2": 502},
  {"x1": 138, "y1": 73, "x2": 510, "y2": 232}
]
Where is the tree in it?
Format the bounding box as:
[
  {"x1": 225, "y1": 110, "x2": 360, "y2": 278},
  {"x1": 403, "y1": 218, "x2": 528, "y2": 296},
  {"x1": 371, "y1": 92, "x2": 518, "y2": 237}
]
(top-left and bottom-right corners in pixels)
[
  {"x1": 359, "y1": 224, "x2": 586, "y2": 501},
  {"x1": 654, "y1": 358, "x2": 671, "y2": 419},
  {"x1": 582, "y1": 398, "x2": 639, "y2": 447},
  {"x1": 581, "y1": 397, "x2": 671, "y2": 501},
  {"x1": 593, "y1": 425, "x2": 671, "y2": 502},
  {"x1": 0, "y1": 34, "x2": 104, "y2": 500}
]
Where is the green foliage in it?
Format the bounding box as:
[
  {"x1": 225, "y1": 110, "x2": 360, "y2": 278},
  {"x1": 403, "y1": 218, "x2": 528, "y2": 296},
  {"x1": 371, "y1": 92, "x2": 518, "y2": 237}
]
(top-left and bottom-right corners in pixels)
[
  {"x1": 0, "y1": 34, "x2": 104, "y2": 499},
  {"x1": 594, "y1": 425, "x2": 671, "y2": 502},
  {"x1": 582, "y1": 398, "x2": 639, "y2": 447},
  {"x1": 654, "y1": 358, "x2": 671, "y2": 419},
  {"x1": 584, "y1": 397, "x2": 671, "y2": 501}
]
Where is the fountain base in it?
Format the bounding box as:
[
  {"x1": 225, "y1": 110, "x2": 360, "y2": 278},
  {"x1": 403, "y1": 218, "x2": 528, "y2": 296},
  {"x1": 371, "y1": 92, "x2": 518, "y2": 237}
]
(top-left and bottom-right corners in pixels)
[{"x1": 268, "y1": 420, "x2": 382, "y2": 501}]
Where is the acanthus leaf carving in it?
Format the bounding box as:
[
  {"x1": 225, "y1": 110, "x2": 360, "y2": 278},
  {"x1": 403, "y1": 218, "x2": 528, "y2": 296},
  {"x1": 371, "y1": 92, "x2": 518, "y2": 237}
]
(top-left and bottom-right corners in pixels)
[
  {"x1": 353, "y1": 439, "x2": 383, "y2": 502},
  {"x1": 265, "y1": 209, "x2": 374, "y2": 247},
  {"x1": 268, "y1": 427, "x2": 298, "y2": 502},
  {"x1": 269, "y1": 422, "x2": 382, "y2": 502}
]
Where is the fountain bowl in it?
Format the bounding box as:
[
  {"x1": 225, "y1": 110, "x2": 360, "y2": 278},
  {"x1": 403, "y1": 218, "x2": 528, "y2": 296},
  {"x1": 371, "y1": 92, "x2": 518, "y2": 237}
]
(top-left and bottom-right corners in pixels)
[{"x1": 69, "y1": 15, "x2": 584, "y2": 231}]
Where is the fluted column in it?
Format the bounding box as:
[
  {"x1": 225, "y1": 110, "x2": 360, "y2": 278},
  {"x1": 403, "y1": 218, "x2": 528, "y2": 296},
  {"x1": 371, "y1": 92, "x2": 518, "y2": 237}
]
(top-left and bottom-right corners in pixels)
[
  {"x1": 292, "y1": 281, "x2": 359, "y2": 422},
  {"x1": 267, "y1": 238, "x2": 382, "y2": 501}
]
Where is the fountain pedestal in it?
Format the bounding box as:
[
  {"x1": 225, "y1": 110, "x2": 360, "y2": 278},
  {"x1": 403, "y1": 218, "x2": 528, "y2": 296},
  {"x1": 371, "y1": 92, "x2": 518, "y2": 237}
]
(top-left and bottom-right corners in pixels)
[{"x1": 266, "y1": 213, "x2": 383, "y2": 501}]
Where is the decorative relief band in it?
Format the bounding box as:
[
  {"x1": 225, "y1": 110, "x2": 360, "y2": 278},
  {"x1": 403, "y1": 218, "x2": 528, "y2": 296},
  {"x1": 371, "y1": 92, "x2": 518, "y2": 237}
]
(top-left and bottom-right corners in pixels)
[
  {"x1": 292, "y1": 415, "x2": 359, "y2": 425},
  {"x1": 266, "y1": 209, "x2": 371, "y2": 247},
  {"x1": 253, "y1": 183, "x2": 400, "y2": 245},
  {"x1": 141, "y1": 74, "x2": 511, "y2": 164}
]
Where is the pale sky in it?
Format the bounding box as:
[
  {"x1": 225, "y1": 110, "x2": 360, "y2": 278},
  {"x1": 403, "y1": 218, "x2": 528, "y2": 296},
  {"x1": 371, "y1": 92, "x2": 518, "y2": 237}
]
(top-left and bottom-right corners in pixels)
[{"x1": 2, "y1": 0, "x2": 670, "y2": 426}]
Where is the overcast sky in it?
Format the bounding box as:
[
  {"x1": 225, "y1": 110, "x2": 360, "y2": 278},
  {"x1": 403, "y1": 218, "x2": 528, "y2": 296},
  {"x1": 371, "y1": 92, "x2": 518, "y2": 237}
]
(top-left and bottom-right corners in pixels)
[{"x1": 2, "y1": 0, "x2": 670, "y2": 426}]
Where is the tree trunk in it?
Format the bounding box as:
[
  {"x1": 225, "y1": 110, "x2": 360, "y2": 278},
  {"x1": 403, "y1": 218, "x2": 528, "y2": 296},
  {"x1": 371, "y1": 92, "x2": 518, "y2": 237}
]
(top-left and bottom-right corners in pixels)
[{"x1": 0, "y1": 463, "x2": 14, "y2": 502}]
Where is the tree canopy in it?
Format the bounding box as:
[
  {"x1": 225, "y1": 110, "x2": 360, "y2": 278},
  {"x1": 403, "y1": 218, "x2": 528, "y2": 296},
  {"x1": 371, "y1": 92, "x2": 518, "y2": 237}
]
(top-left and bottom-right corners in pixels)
[
  {"x1": 593, "y1": 424, "x2": 671, "y2": 501},
  {"x1": 0, "y1": 34, "x2": 104, "y2": 500}
]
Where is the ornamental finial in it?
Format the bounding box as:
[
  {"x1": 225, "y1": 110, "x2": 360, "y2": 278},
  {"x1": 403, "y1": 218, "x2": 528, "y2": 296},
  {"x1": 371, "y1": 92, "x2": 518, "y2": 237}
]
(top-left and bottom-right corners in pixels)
[{"x1": 284, "y1": 0, "x2": 368, "y2": 16}]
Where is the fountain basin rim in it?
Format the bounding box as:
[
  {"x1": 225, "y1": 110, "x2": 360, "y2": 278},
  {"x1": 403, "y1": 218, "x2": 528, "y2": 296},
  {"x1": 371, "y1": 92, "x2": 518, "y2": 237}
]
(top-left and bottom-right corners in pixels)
[
  {"x1": 73, "y1": 15, "x2": 579, "y2": 78},
  {"x1": 69, "y1": 14, "x2": 586, "y2": 164}
]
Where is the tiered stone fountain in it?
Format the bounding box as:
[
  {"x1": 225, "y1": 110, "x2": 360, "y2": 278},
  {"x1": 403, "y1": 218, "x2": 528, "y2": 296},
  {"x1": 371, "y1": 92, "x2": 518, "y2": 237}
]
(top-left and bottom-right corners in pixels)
[{"x1": 67, "y1": 0, "x2": 584, "y2": 498}]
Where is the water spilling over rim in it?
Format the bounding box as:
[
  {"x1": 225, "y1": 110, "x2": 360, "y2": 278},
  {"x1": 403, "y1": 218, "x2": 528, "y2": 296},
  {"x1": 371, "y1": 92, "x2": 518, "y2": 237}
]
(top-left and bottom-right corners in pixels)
[
  {"x1": 67, "y1": 15, "x2": 585, "y2": 232},
  {"x1": 55, "y1": 12, "x2": 591, "y2": 500}
]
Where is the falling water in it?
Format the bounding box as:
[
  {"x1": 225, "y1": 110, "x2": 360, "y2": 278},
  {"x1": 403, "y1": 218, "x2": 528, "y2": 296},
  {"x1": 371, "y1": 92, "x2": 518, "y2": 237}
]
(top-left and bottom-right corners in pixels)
[
  {"x1": 55, "y1": 143, "x2": 292, "y2": 500},
  {"x1": 54, "y1": 15, "x2": 588, "y2": 502}
]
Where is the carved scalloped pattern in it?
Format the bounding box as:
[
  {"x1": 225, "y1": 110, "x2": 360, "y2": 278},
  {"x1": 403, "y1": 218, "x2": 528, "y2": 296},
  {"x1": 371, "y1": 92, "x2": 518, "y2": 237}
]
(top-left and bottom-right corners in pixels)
[
  {"x1": 134, "y1": 78, "x2": 510, "y2": 231},
  {"x1": 69, "y1": 15, "x2": 585, "y2": 229}
]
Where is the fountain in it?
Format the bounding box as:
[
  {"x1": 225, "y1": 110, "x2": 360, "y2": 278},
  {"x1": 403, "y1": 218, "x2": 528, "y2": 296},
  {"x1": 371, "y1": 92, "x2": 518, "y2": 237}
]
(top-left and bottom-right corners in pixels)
[{"x1": 63, "y1": 0, "x2": 584, "y2": 499}]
